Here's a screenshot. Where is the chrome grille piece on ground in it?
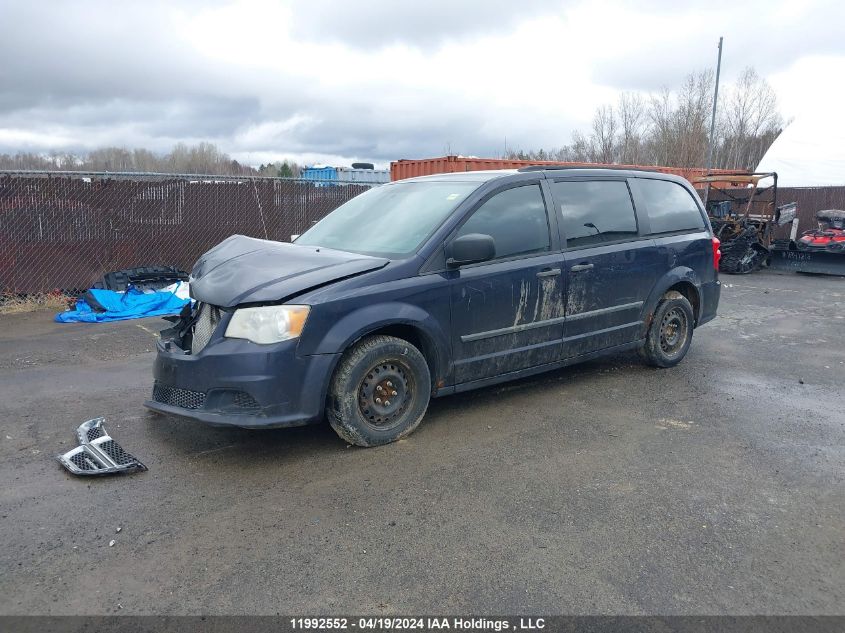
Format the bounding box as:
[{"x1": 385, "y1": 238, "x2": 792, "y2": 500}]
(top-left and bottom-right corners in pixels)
[
  {"x1": 152, "y1": 382, "x2": 206, "y2": 410},
  {"x1": 57, "y1": 418, "x2": 147, "y2": 476},
  {"x1": 191, "y1": 302, "x2": 221, "y2": 354}
]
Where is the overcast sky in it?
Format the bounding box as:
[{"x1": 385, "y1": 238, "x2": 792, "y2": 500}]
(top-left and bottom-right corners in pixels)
[{"x1": 1, "y1": 0, "x2": 843, "y2": 168}]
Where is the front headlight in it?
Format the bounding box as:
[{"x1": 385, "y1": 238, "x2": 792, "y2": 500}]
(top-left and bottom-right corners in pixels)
[{"x1": 224, "y1": 305, "x2": 310, "y2": 345}]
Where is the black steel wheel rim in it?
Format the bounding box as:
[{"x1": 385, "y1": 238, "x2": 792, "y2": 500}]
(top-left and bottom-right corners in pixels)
[
  {"x1": 358, "y1": 359, "x2": 414, "y2": 429},
  {"x1": 659, "y1": 307, "x2": 688, "y2": 356}
]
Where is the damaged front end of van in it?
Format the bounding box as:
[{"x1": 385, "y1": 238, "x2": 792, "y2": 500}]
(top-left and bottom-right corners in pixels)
[{"x1": 144, "y1": 234, "x2": 388, "y2": 428}]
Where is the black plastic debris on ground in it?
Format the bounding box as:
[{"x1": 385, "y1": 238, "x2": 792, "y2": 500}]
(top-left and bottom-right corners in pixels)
[
  {"x1": 57, "y1": 418, "x2": 147, "y2": 476},
  {"x1": 95, "y1": 266, "x2": 189, "y2": 293}
]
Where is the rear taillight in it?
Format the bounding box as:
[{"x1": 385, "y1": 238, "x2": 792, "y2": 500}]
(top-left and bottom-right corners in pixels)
[{"x1": 712, "y1": 237, "x2": 721, "y2": 271}]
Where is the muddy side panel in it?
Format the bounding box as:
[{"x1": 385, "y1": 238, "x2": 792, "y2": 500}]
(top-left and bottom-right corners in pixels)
[
  {"x1": 562, "y1": 240, "x2": 661, "y2": 357},
  {"x1": 449, "y1": 253, "x2": 565, "y2": 384}
]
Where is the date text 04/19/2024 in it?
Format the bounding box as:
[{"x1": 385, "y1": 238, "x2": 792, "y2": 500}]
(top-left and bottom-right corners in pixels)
[{"x1": 289, "y1": 617, "x2": 546, "y2": 630}]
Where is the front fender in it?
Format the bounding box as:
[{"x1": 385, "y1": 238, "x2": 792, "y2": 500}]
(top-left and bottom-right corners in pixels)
[
  {"x1": 640, "y1": 267, "x2": 702, "y2": 335},
  {"x1": 298, "y1": 302, "x2": 451, "y2": 378}
]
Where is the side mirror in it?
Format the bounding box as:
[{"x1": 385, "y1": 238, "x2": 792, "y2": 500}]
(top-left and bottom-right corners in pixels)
[{"x1": 446, "y1": 233, "x2": 495, "y2": 267}]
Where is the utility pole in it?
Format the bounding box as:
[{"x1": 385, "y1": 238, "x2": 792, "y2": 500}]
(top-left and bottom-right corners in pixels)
[{"x1": 705, "y1": 36, "x2": 724, "y2": 204}]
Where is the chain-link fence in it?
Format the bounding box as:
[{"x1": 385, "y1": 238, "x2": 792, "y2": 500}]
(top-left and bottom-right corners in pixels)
[{"x1": 0, "y1": 171, "x2": 378, "y2": 293}]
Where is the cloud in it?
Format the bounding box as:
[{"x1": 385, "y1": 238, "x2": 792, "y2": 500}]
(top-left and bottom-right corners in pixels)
[
  {"x1": 584, "y1": 0, "x2": 845, "y2": 91},
  {"x1": 289, "y1": 0, "x2": 564, "y2": 49},
  {"x1": 0, "y1": 0, "x2": 842, "y2": 166}
]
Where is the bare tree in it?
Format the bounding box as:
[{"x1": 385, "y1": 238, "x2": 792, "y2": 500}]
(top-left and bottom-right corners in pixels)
[
  {"x1": 508, "y1": 65, "x2": 782, "y2": 172},
  {"x1": 717, "y1": 67, "x2": 783, "y2": 170},
  {"x1": 617, "y1": 92, "x2": 647, "y2": 164},
  {"x1": 674, "y1": 69, "x2": 713, "y2": 167},
  {"x1": 592, "y1": 105, "x2": 618, "y2": 163},
  {"x1": 647, "y1": 87, "x2": 675, "y2": 166},
  {"x1": 0, "y1": 142, "x2": 268, "y2": 175},
  {"x1": 568, "y1": 130, "x2": 593, "y2": 162},
  {"x1": 132, "y1": 148, "x2": 159, "y2": 172}
]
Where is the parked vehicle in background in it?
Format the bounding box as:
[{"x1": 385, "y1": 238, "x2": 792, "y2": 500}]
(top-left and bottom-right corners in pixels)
[
  {"x1": 769, "y1": 207, "x2": 845, "y2": 276},
  {"x1": 146, "y1": 168, "x2": 721, "y2": 447},
  {"x1": 797, "y1": 209, "x2": 845, "y2": 251}
]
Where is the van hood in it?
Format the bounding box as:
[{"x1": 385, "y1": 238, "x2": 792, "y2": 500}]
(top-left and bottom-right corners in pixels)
[{"x1": 189, "y1": 234, "x2": 389, "y2": 307}]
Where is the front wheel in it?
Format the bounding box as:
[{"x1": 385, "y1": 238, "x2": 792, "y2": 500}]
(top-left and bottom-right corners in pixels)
[
  {"x1": 640, "y1": 291, "x2": 695, "y2": 368},
  {"x1": 327, "y1": 335, "x2": 431, "y2": 447}
]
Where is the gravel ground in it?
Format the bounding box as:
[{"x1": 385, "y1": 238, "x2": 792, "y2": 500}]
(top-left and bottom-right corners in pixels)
[{"x1": 0, "y1": 270, "x2": 842, "y2": 615}]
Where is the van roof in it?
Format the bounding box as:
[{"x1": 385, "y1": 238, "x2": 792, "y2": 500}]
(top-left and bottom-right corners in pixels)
[{"x1": 394, "y1": 169, "x2": 518, "y2": 183}]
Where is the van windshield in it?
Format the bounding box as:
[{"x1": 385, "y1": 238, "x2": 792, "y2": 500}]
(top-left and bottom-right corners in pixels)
[{"x1": 295, "y1": 181, "x2": 479, "y2": 256}]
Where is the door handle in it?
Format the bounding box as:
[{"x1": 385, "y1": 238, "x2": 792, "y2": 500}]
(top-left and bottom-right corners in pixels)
[
  {"x1": 570, "y1": 263, "x2": 594, "y2": 272},
  {"x1": 536, "y1": 268, "x2": 561, "y2": 278}
]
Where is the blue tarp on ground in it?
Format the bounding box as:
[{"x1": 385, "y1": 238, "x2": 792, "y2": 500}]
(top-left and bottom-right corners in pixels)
[{"x1": 55, "y1": 285, "x2": 191, "y2": 323}]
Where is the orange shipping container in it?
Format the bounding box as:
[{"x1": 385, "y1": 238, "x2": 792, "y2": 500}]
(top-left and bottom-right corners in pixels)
[{"x1": 390, "y1": 155, "x2": 745, "y2": 187}]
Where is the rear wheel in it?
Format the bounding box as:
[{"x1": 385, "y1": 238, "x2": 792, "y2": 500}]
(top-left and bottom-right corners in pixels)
[
  {"x1": 327, "y1": 335, "x2": 431, "y2": 447},
  {"x1": 640, "y1": 291, "x2": 694, "y2": 368}
]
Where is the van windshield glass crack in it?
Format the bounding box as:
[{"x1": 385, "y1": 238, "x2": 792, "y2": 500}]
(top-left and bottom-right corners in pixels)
[{"x1": 295, "y1": 181, "x2": 478, "y2": 256}]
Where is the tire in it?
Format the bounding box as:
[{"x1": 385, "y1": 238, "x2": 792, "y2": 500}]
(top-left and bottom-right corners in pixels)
[
  {"x1": 327, "y1": 335, "x2": 431, "y2": 447},
  {"x1": 639, "y1": 291, "x2": 695, "y2": 368}
]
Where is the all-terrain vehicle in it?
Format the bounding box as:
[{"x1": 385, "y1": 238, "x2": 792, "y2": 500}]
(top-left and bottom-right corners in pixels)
[{"x1": 797, "y1": 209, "x2": 845, "y2": 252}]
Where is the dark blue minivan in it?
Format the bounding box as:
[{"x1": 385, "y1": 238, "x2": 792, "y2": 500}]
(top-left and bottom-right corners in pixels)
[{"x1": 146, "y1": 167, "x2": 721, "y2": 446}]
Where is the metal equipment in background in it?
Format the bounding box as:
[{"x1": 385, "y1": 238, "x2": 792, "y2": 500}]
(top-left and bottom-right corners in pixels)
[{"x1": 695, "y1": 172, "x2": 779, "y2": 274}]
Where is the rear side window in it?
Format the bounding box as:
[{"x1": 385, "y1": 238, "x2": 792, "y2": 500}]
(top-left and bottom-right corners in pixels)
[
  {"x1": 551, "y1": 180, "x2": 638, "y2": 248},
  {"x1": 631, "y1": 178, "x2": 705, "y2": 234},
  {"x1": 456, "y1": 184, "x2": 550, "y2": 259}
]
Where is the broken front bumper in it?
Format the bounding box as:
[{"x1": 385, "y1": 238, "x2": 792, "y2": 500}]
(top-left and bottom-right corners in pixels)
[{"x1": 144, "y1": 336, "x2": 339, "y2": 428}]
